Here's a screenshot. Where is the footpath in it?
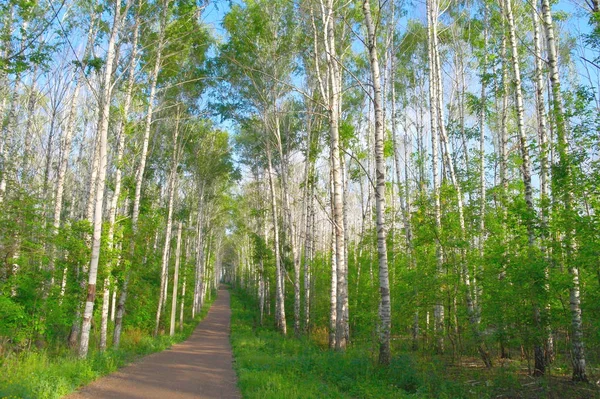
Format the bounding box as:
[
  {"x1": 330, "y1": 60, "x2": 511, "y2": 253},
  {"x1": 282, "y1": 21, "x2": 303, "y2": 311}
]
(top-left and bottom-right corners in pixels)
[{"x1": 66, "y1": 288, "x2": 241, "y2": 399}]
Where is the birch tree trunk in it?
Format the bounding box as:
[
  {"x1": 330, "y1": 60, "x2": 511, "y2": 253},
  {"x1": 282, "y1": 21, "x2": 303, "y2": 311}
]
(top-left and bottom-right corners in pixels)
[
  {"x1": 273, "y1": 115, "x2": 301, "y2": 336},
  {"x1": 180, "y1": 273, "x2": 186, "y2": 332},
  {"x1": 200, "y1": 212, "x2": 212, "y2": 311},
  {"x1": 111, "y1": 290, "x2": 116, "y2": 322},
  {"x1": 303, "y1": 159, "x2": 315, "y2": 333},
  {"x1": 533, "y1": 1, "x2": 550, "y2": 259},
  {"x1": 391, "y1": 62, "x2": 411, "y2": 263},
  {"x1": 502, "y1": 0, "x2": 535, "y2": 243},
  {"x1": 266, "y1": 143, "x2": 286, "y2": 335},
  {"x1": 193, "y1": 196, "x2": 205, "y2": 318},
  {"x1": 322, "y1": 0, "x2": 348, "y2": 350},
  {"x1": 170, "y1": 222, "x2": 183, "y2": 336},
  {"x1": 499, "y1": 37, "x2": 509, "y2": 267},
  {"x1": 476, "y1": 6, "x2": 488, "y2": 326},
  {"x1": 258, "y1": 261, "x2": 265, "y2": 322},
  {"x1": 79, "y1": 0, "x2": 122, "y2": 358},
  {"x1": 541, "y1": 0, "x2": 587, "y2": 382},
  {"x1": 532, "y1": 0, "x2": 554, "y2": 370},
  {"x1": 426, "y1": 0, "x2": 444, "y2": 352},
  {"x1": 155, "y1": 116, "x2": 180, "y2": 336},
  {"x1": 329, "y1": 203, "x2": 337, "y2": 349},
  {"x1": 0, "y1": 66, "x2": 19, "y2": 203},
  {"x1": 113, "y1": 0, "x2": 170, "y2": 347},
  {"x1": 21, "y1": 62, "x2": 37, "y2": 176},
  {"x1": 390, "y1": 27, "x2": 416, "y2": 347},
  {"x1": 257, "y1": 176, "x2": 268, "y2": 325},
  {"x1": 502, "y1": 0, "x2": 544, "y2": 374},
  {"x1": 340, "y1": 153, "x2": 350, "y2": 343},
  {"x1": 100, "y1": 9, "x2": 140, "y2": 351},
  {"x1": 85, "y1": 134, "x2": 101, "y2": 224},
  {"x1": 0, "y1": 9, "x2": 12, "y2": 204},
  {"x1": 429, "y1": 0, "x2": 489, "y2": 365},
  {"x1": 362, "y1": 0, "x2": 391, "y2": 365}
]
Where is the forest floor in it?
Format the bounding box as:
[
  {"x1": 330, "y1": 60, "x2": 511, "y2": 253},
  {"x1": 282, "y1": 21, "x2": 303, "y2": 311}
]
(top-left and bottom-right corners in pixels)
[
  {"x1": 65, "y1": 288, "x2": 241, "y2": 399},
  {"x1": 435, "y1": 356, "x2": 600, "y2": 398},
  {"x1": 230, "y1": 289, "x2": 600, "y2": 399}
]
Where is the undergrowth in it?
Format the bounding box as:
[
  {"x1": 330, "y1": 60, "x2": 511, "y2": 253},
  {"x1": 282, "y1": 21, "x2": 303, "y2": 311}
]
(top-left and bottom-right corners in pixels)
[
  {"x1": 0, "y1": 295, "x2": 214, "y2": 399},
  {"x1": 230, "y1": 289, "x2": 600, "y2": 399}
]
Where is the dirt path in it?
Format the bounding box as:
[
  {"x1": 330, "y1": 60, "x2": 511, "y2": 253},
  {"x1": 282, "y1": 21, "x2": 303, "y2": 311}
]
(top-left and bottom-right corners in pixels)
[{"x1": 66, "y1": 289, "x2": 241, "y2": 399}]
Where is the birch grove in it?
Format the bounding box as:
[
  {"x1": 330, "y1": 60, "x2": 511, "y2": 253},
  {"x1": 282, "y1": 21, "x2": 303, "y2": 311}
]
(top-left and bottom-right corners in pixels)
[
  {"x1": 1, "y1": 0, "x2": 600, "y2": 388},
  {"x1": 221, "y1": 0, "x2": 600, "y2": 384}
]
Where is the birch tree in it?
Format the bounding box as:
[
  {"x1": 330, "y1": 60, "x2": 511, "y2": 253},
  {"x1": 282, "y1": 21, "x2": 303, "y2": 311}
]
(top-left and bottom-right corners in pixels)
[
  {"x1": 170, "y1": 221, "x2": 183, "y2": 336},
  {"x1": 80, "y1": 0, "x2": 126, "y2": 358},
  {"x1": 541, "y1": 0, "x2": 588, "y2": 381},
  {"x1": 114, "y1": 0, "x2": 171, "y2": 347},
  {"x1": 362, "y1": 0, "x2": 391, "y2": 365}
]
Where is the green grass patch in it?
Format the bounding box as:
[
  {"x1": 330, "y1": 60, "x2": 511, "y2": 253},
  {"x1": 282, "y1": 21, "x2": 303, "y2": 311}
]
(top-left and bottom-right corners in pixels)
[
  {"x1": 230, "y1": 291, "x2": 419, "y2": 398},
  {"x1": 0, "y1": 296, "x2": 214, "y2": 399}
]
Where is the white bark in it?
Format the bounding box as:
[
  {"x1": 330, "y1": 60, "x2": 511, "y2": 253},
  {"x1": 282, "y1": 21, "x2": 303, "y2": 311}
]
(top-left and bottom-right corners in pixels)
[
  {"x1": 362, "y1": 0, "x2": 391, "y2": 365},
  {"x1": 503, "y1": 0, "x2": 546, "y2": 373},
  {"x1": 155, "y1": 116, "x2": 180, "y2": 336},
  {"x1": 476, "y1": 6, "x2": 488, "y2": 325},
  {"x1": 100, "y1": 11, "x2": 140, "y2": 351},
  {"x1": 180, "y1": 273, "x2": 186, "y2": 332},
  {"x1": 111, "y1": 289, "x2": 116, "y2": 322},
  {"x1": 266, "y1": 145, "x2": 286, "y2": 335},
  {"x1": 170, "y1": 222, "x2": 183, "y2": 336},
  {"x1": 427, "y1": 0, "x2": 444, "y2": 352},
  {"x1": 302, "y1": 157, "x2": 315, "y2": 333},
  {"x1": 391, "y1": 56, "x2": 412, "y2": 262},
  {"x1": 502, "y1": 0, "x2": 535, "y2": 242},
  {"x1": 329, "y1": 206, "x2": 337, "y2": 349},
  {"x1": 114, "y1": 0, "x2": 170, "y2": 347},
  {"x1": 532, "y1": 1, "x2": 553, "y2": 373},
  {"x1": 21, "y1": 64, "x2": 39, "y2": 179},
  {"x1": 0, "y1": 40, "x2": 19, "y2": 203},
  {"x1": 500, "y1": 36, "x2": 509, "y2": 224},
  {"x1": 541, "y1": 0, "x2": 587, "y2": 381},
  {"x1": 259, "y1": 176, "x2": 268, "y2": 325},
  {"x1": 193, "y1": 192, "x2": 205, "y2": 318},
  {"x1": 321, "y1": 0, "x2": 348, "y2": 350},
  {"x1": 273, "y1": 115, "x2": 300, "y2": 336},
  {"x1": 100, "y1": 281, "x2": 110, "y2": 351},
  {"x1": 85, "y1": 134, "x2": 101, "y2": 224},
  {"x1": 79, "y1": 0, "x2": 122, "y2": 358}
]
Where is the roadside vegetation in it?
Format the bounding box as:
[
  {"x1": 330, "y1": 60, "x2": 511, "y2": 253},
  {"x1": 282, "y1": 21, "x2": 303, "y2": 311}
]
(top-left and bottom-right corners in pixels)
[{"x1": 0, "y1": 295, "x2": 214, "y2": 399}]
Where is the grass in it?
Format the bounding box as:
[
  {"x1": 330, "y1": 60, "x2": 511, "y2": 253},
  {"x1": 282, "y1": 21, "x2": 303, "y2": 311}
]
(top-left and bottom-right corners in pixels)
[
  {"x1": 0, "y1": 296, "x2": 214, "y2": 399},
  {"x1": 230, "y1": 291, "x2": 421, "y2": 399},
  {"x1": 230, "y1": 290, "x2": 600, "y2": 399}
]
